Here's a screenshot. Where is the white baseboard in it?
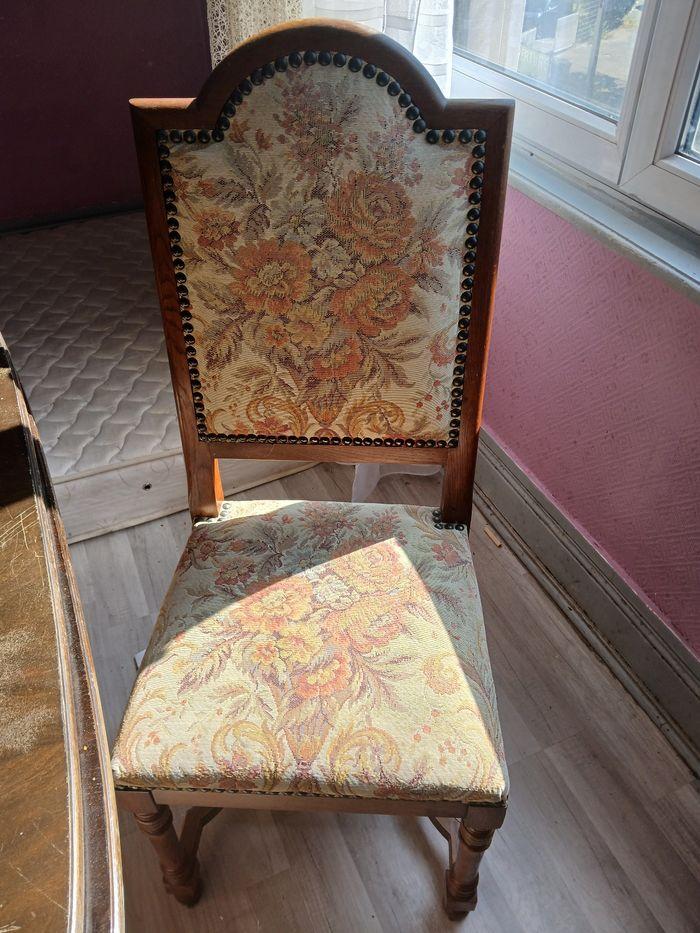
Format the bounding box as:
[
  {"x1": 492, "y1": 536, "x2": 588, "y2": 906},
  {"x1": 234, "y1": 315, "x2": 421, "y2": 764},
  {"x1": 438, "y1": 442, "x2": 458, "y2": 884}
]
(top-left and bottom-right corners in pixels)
[
  {"x1": 474, "y1": 430, "x2": 700, "y2": 774},
  {"x1": 56, "y1": 453, "x2": 313, "y2": 543}
]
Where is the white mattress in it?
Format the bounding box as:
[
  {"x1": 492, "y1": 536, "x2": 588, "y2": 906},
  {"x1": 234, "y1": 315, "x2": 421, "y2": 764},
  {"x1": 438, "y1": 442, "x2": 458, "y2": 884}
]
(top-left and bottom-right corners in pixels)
[{"x1": 0, "y1": 212, "x2": 180, "y2": 479}]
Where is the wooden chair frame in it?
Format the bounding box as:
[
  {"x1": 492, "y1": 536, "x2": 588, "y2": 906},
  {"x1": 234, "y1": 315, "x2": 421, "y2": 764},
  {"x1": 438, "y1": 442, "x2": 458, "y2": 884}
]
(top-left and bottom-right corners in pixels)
[{"x1": 122, "y1": 19, "x2": 513, "y2": 919}]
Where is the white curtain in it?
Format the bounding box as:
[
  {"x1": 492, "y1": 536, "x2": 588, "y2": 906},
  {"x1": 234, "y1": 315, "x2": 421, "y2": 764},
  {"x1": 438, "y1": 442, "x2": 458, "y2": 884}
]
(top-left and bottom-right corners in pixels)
[
  {"x1": 206, "y1": 1, "x2": 454, "y2": 94},
  {"x1": 309, "y1": 0, "x2": 454, "y2": 93}
]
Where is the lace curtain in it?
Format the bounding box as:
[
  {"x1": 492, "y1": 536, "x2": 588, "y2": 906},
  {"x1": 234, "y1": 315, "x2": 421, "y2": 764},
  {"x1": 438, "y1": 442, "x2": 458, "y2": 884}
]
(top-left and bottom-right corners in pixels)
[
  {"x1": 207, "y1": 0, "x2": 304, "y2": 66},
  {"x1": 206, "y1": 0, "x2": 453, "y2": 93}
]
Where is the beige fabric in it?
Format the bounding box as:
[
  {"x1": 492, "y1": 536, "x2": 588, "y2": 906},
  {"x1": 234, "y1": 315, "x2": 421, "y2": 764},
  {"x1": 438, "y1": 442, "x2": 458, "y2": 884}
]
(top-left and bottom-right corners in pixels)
[
  {"x1": 167, "y1": 63, "x2": 478, "y2": 442},
  {"x1": 112, "y1": 499, "x2": 507, "y2": 804}
]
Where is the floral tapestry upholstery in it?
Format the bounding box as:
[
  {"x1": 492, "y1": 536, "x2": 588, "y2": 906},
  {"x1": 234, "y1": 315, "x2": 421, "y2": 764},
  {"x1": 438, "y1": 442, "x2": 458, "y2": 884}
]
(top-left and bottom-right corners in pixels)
[
  {"x1": 162, "y1": 59, "x2": 483, "y2": 443},
  {"x1": 111, "y1": 499, "x2": 508, "y2": 804}
]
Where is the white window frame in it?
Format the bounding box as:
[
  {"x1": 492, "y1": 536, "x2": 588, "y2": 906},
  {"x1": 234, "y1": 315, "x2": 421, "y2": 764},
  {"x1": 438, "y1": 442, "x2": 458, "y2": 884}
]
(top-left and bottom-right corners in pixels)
[
  {"x1": 621, "y1": 0, "x2": 700, "y2": 229},
  {"x1": 451, "y1": 0, "x2": 700, "y2": 235}
]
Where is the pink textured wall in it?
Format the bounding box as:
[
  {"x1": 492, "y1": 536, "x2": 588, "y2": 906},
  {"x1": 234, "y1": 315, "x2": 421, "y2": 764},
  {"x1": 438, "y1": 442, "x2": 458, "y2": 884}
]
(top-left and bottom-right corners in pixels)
[{"x1": 484, "y1": 188, "x2": 700, "y2": 655}]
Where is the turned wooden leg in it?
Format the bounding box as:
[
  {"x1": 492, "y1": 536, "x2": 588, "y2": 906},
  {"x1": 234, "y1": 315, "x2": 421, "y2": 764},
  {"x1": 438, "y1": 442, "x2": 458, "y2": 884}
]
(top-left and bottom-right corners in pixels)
[
  {"x1": 132, "y1": 801, "x2": 202, "y2": 906},
  {"x1": 444, "y1": 820, "x2": 495, "y2": 920}
]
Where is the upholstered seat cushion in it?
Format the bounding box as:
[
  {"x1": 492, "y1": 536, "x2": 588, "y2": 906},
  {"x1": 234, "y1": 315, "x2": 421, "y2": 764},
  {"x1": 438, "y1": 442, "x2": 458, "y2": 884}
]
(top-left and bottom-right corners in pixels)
[{"x1": 111, "y1": 499, "x2": 508, "y2": 804}]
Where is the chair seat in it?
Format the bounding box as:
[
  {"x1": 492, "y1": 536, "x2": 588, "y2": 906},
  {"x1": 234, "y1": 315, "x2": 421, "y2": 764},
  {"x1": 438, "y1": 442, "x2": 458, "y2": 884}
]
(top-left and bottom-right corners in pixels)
[{"x1": 111, "y1": 499, "x2": 508, "y2": 805}]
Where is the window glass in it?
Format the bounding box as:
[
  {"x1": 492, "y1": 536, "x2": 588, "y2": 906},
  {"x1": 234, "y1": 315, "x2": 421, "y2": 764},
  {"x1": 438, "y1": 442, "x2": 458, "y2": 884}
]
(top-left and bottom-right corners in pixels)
[
  {"x1": 678, "y1": 65, "x2": 700, "y2": 163},
  {"x1": 454, "y1": 0, "x2": 646, "y2": 121}
]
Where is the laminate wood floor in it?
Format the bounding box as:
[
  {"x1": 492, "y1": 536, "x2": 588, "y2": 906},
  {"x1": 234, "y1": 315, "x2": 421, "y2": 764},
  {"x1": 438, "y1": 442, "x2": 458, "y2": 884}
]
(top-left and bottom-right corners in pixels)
[{"x1": 70, "y1": 463, "x2": 700, "y2": 932}]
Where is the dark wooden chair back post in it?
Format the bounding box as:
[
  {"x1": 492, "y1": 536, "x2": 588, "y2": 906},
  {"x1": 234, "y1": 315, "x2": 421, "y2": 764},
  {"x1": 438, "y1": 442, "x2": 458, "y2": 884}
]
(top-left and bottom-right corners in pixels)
[{"x1": 131, "y1": 20, "x2": 513, "y2": 526}]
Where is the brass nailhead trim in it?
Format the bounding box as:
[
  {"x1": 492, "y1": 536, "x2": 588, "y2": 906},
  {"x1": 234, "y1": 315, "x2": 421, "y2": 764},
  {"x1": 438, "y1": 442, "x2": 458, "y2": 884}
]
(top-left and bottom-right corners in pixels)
[
  {"x1": 431, "y1": 509, "x2": 466, "y2": 530},
  {"x1": 156, "y1": 53, "x2": 486, "y2": 448}
]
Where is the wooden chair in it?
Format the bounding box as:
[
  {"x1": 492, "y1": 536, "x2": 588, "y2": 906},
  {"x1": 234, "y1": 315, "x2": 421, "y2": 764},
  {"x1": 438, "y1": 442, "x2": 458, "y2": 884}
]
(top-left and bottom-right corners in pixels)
[{"x1": 113, "y1": 19, "x2": 513, "y2": 920}]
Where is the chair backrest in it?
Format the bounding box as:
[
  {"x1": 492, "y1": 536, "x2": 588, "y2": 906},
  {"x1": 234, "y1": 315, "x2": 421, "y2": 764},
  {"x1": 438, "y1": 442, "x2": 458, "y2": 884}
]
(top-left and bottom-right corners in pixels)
[{"x1": 131, "y1": 20, "x2": 513, "y2": 525}]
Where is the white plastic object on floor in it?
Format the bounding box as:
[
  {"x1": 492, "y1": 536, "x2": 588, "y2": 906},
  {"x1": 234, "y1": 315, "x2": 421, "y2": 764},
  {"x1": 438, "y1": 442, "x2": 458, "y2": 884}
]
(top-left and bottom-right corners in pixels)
[{"x1": 352, "y1": 463, "x2": 442, "y2": 502}]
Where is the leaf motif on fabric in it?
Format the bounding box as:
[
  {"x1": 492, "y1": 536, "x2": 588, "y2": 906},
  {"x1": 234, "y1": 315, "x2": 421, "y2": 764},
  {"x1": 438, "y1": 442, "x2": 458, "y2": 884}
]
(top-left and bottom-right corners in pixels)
[
  {"x1": 244, "y1": 202, "x2": 270, "y2": 237},
  {"x1": 178, "y1": 640, "x2": 233, "y2": 695}
]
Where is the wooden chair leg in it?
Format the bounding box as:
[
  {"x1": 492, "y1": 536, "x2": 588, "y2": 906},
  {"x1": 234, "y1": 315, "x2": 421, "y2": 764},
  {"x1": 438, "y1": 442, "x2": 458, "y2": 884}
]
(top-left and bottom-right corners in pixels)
[
  {"x1": 179, "y1": 806, "x2": 222, "y2": 855},
  {"x1": 444, "y1": 819, "x2": 495, "y2": 920},
  {"x1": 131, "y1": 800, "x2": 203, "y2": 906}
]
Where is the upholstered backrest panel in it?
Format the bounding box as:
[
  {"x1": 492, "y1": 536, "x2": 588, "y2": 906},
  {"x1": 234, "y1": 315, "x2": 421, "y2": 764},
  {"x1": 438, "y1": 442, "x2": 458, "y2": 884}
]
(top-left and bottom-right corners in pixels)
[{"x1": 163, "y1": 55, "x2": 484, "y2": 446}]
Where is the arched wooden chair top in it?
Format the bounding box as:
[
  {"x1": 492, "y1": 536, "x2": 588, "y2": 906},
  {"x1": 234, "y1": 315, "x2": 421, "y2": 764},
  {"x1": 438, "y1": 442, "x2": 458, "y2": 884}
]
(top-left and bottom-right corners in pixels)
[{"x1": 130, "y1": 19, "x2": 513, "y2": 525}]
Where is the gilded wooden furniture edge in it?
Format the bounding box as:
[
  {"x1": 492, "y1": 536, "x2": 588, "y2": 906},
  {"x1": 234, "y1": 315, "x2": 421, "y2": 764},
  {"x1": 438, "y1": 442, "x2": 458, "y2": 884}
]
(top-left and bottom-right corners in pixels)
[{"x1": 0, "y1": 337, "x2": 123, "y2": 932}]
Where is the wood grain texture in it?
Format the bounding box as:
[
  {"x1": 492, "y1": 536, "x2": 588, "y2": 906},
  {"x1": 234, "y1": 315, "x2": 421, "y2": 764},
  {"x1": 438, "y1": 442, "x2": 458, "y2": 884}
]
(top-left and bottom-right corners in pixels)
[
  {"x1": 130, "y1": 18, "x2": 513, "y2": 525},
  {"x1": 71, "y1": 462, "x2": 700, "y2": 932},
  {"x1": 0, "y1": 339, "x2": 122, "y2": 932}
]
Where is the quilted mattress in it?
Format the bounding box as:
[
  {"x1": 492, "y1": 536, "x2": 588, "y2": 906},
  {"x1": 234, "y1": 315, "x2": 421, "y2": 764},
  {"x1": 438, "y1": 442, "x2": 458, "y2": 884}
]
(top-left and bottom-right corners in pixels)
[{"x1": 0, "y1": 212, "x2": 180, "y2": 478}]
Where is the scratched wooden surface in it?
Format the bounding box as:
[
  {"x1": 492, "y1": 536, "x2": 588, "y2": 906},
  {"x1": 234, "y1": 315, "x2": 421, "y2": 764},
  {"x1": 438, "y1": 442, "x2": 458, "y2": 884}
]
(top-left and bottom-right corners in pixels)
[
  {"x1": 0, "y1": 357, "x2": 70, "y2": 930},
  {"x1": 71, "y1": 462, "x2": 700, "y2": 932},
  {"x1": 0, "y1": 342, "x2": 122, "y2": 932}
]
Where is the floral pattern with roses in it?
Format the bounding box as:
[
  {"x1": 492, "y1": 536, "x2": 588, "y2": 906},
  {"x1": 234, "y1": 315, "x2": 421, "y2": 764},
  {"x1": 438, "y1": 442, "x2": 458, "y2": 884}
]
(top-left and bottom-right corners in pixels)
[
  {"x1": 166, "y1": 64, "x2": 479, "y2": 439},
  {"x1": 111, "y1": 499, "x2": 508, "y2": 804}
]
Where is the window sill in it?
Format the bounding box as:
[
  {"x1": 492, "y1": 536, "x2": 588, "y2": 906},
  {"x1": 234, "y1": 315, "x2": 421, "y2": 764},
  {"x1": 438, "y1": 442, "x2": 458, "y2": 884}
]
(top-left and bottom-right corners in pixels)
[{"x1": 506, "y1": 145, "x2": 700, "y2": 300}]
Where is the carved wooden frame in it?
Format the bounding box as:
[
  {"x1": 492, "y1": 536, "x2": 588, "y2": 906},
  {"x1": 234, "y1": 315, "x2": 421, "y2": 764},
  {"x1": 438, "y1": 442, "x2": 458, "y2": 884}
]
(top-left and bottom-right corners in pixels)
[{"x1": 130, "y1": 18, "x2": 513, "y2": 528}]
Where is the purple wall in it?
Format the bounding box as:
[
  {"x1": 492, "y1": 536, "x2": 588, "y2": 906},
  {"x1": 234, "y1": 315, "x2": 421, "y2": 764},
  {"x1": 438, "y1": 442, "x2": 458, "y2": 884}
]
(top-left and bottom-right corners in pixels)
[
  {"x1": 0, "y1": 1, "x2": 211, "y2": 227},
  {"x1": 486, "y1": 188, "x2": 700, "y2": 655}
]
